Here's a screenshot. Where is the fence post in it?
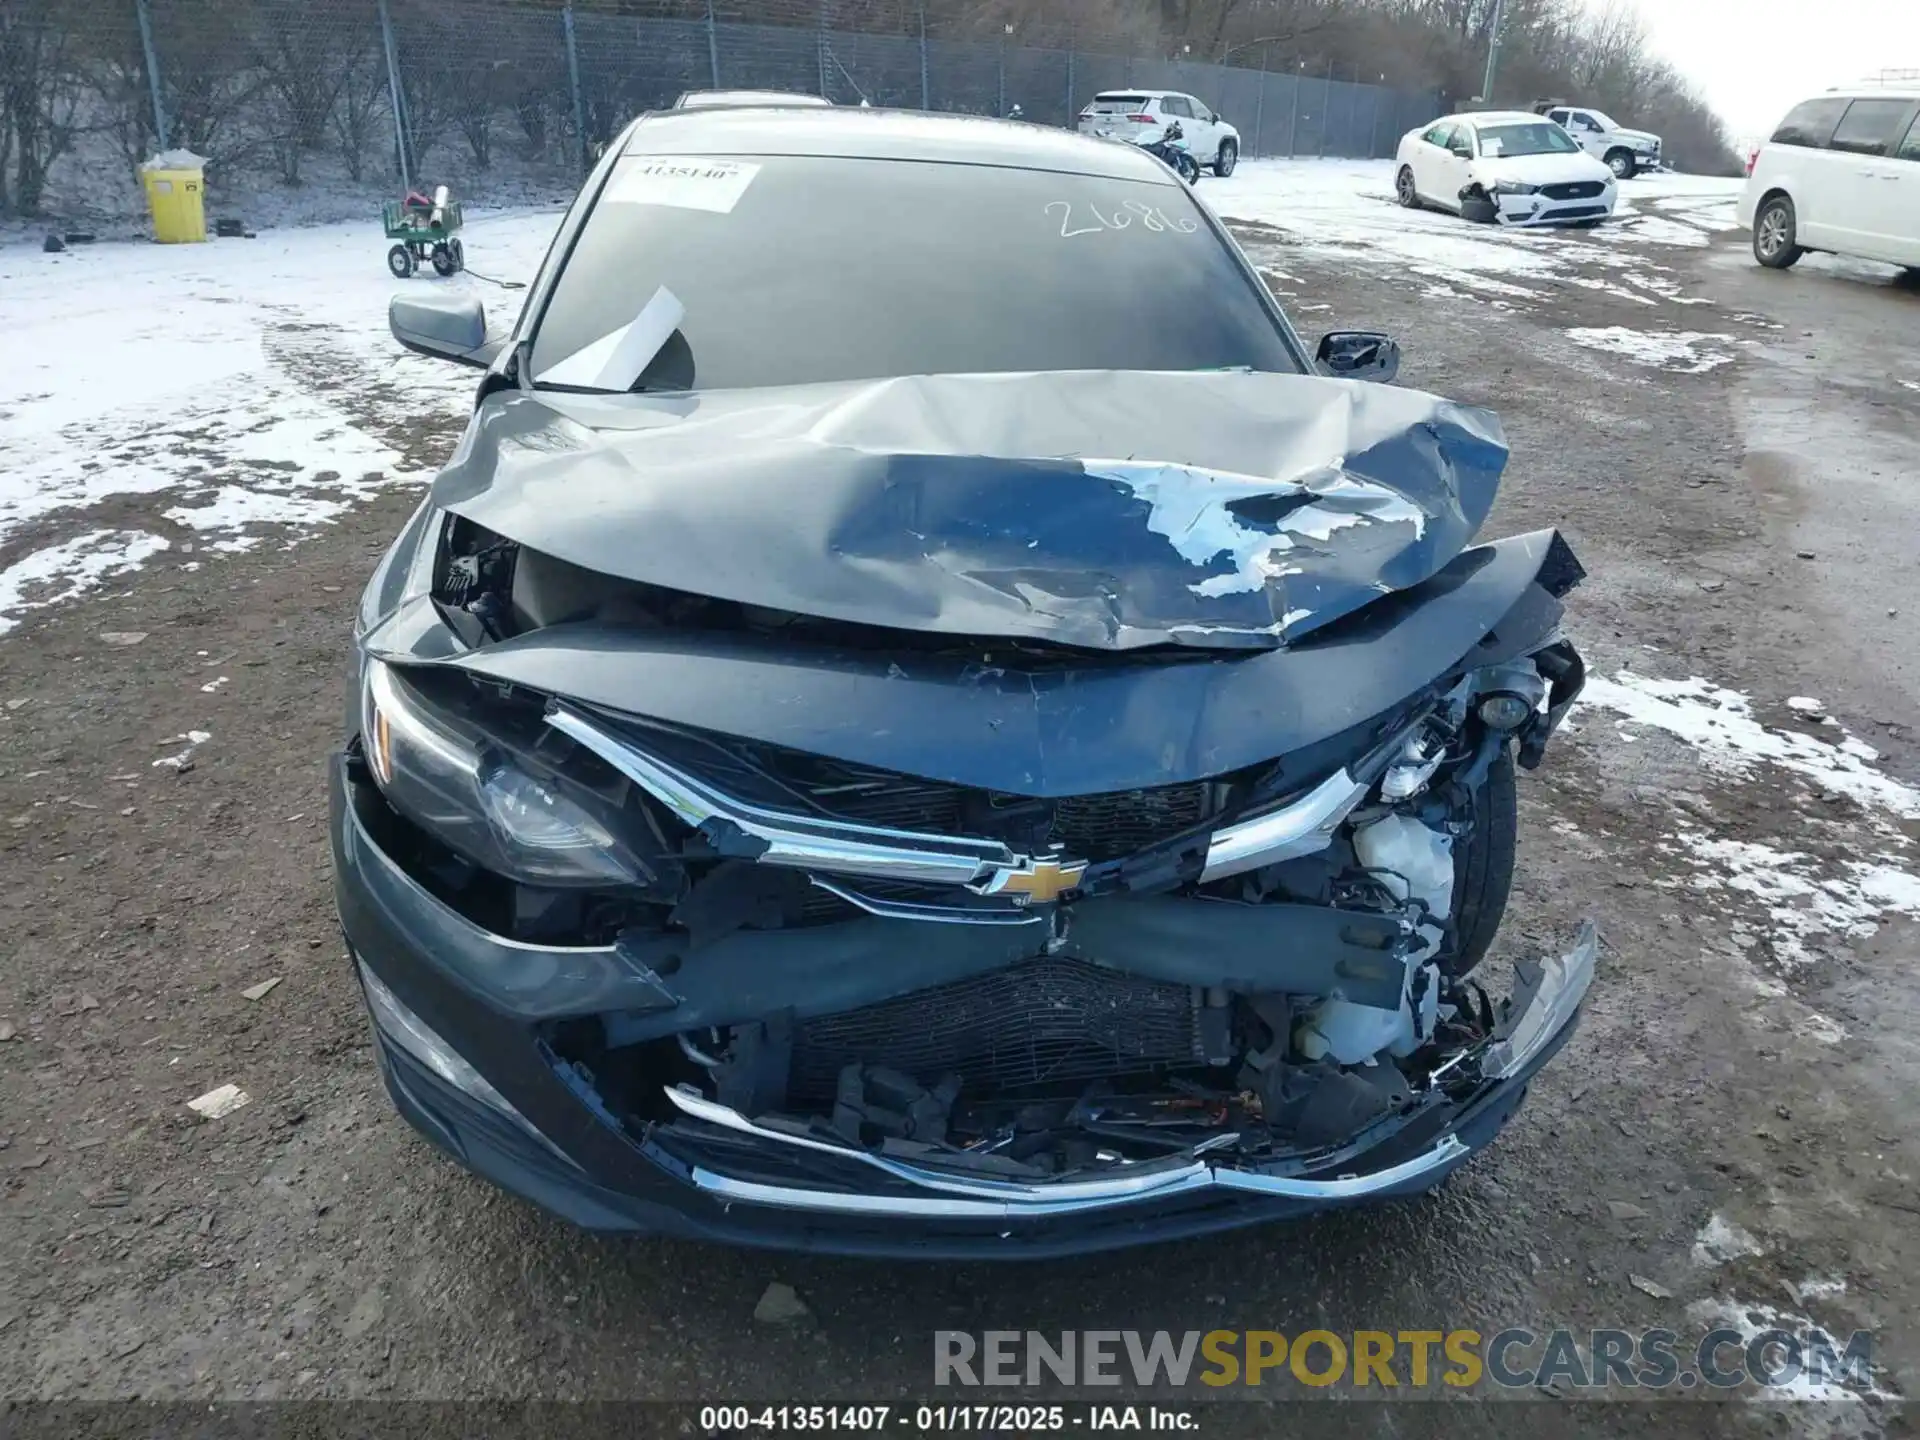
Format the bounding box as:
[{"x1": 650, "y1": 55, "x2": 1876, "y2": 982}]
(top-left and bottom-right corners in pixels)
[
  {"x1": 1251, "y1": 43, "x2": 1267, "y2": 159},
  {"x1": 917, "y1": 3, "x2": 928, "y2": 110},
  {"x1": 1065, "y1": 40, "x2": 1075, "y2": 129},
  {"x1": 1287, "y1": 66, "x2": 1298, "y2": 159},
  {"x1": 1368, "y1": 85, "x2": 1381, "y2": 159},
  {"x1": 1318, "y1": 60, "x2": 1332, "y2": 158},
  {"x1": 997, "y1": 36, "x2": 1005, "y2": 119},
  {"x1": 817, "y1": 2, "x2": 829, "y2": 100},
  {"x1": 132, "y1": 0, "x2": 170, "y2": 151},
  {"x1": 705, "y1": 0, "x2": 720, "y2": 89},
  {"x1": 563, "y1": 5, "x2": 587, "y2": 175},
  {"x1": 376, "y1": 0, "x2": 411, "y2": 193}
]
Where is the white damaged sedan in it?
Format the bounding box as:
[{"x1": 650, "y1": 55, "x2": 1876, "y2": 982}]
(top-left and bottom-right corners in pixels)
[{"x1": 1395, "y1": 111, "x2": 1617, "y2": 227}]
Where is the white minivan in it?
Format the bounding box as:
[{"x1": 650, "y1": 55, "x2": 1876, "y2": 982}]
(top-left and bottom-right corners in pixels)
[{"x1": 1739, "y1": 86, "x2": 1920, "y2": 271}]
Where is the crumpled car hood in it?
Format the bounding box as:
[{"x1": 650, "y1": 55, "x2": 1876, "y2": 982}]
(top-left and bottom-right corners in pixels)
[{"x1": 432, "y1": 369, "x2": 1508, "y2": 652}]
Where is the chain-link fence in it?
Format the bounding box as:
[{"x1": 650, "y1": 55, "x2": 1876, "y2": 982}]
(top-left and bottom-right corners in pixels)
[{"x1": 1, "y1": 0, "x2": 1441, "y2": 217}]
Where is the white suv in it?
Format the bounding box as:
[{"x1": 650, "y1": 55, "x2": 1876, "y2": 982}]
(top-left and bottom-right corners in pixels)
[
  {"x1": 1740, "y1": 87, "x2": 1920, "y2": 270},
  {"x1": 1077, "y1": 91, "x2": 1241, "y2": 176}
]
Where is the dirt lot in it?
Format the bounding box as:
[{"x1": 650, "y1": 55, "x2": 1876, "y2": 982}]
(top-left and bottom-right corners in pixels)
[{"x1": 2, "y1": 173, "x2": 1918, "y2": 1433}]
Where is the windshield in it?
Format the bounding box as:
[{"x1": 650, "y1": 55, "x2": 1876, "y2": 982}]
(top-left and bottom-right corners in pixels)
[
  {"x1": 1477, "y1": 122, "x2": 1581, "y2": 158},
  {"x1": 530, "y1": 154, "x2": 1301, "y2": 393}
]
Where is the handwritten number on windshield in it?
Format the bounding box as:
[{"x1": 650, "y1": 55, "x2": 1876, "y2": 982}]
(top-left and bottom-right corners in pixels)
[{"x1": 1046, "y1": 200, "x2": 1199, "y2": 238}]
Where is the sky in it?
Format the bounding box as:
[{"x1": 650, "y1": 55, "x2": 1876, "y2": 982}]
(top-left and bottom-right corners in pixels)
[{"x1": 1609, "y1": 0, "x2": 1920, "y2": 140}]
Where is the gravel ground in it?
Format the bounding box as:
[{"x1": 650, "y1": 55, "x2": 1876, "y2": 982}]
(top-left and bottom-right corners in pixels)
[{"x1": 1, "y1": 181, "x2": 1917, "y2": 1435}]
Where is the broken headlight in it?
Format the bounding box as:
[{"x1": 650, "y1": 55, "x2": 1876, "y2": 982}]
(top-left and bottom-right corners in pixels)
[
  {"x1": 362, "y1": 658, "x2": 655, "y2": 887},
  {"x1": 1490, "y1": 181, "x2": 1541, "y2": 196}
]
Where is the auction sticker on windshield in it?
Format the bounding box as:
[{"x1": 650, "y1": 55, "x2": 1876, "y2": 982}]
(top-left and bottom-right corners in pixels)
[{"x1": 607, "y1": 157, "x2": 762, "y2": 213}]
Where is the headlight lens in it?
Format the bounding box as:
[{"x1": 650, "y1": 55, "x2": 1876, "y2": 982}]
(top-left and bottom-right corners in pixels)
[
  {"x1": 1491, "y1": 181, "x2": 1540, "y2": 196},
  {"x1": 362, "y1": 658, "x2": 655, "y2": 887}
]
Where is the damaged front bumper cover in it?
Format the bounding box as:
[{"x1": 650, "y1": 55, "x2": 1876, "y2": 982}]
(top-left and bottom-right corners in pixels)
[
  {"x1": 658, "y1": 921, "x2": 1596, "y2": 1221},
  {"x1": 336, "y1": 747, "x2": 1598, "y2": 1252}
]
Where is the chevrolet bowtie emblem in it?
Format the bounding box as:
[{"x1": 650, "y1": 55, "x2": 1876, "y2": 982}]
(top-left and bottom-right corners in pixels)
[{"x1": 975, "y1": 857, "x2": 1088, "y2": 905}]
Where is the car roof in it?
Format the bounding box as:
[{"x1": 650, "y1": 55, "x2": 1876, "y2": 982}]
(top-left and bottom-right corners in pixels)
[
  {"x1": 1092, "y1": 90, "x2": 1184, "y2": 99},
  {"x1": 674, "y1": 89, "x2": 831, "y2": 109},
  {"x1": 1445, "y1": 110, "x2": 1553, "y2": 126},
  {"x1": 624, "y1": 106, "x2": 1173, "y2": 181},
  {"x1": 1819, "y1": 86, "x2": 1920, "y2": 100}
]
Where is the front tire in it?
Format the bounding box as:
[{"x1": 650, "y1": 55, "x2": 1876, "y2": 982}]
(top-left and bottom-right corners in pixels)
[
  {"x1": 1605, "y1": 148, "x2": 1637, "y2": 180},
  {"x1": 1396, "y1": 164, "x2": 1421, "y2": 209},
  {"x1": 1753, "y1": 194, "x2": 1804, "y2": 269},
  {"x1": 1213, "y1": 139, "x2": 1238, "y2": 177},
  {"x1": 386, "y1": 244, "x2": 414, "y2": 279},
  {"x1": 1441, "y1": 747, "x2": 1518, "y2": 979}
]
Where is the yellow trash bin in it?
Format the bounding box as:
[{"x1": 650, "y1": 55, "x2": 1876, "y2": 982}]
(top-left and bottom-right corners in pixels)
[{"x1": 140, "y1": 151, "x2": 208, "y2": 243}]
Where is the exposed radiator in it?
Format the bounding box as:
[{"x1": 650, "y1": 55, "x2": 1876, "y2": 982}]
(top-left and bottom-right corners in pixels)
[{"x1": 790, "y1": 958, "x2": 1203, "y2": 1103}]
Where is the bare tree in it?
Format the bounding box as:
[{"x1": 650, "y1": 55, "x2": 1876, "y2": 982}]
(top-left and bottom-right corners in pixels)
[{"x1": 0, "y1": 0, "x2": 87, "y2": 214}]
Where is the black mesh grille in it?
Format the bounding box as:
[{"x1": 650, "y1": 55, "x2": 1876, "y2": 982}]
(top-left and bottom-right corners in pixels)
[
  {"x1": 790, "y1": 958, "x2": 1201, "y2": 1103},
  {"x1": 1542, "y1": 181, "x2": 1605, "y2": 200},
  {"x1": 794, "y1": 767, "x2": 1215, "y2": 863},
  {"x1": 1052, "y1": 785, "x2": 1211, "y2": 860}
]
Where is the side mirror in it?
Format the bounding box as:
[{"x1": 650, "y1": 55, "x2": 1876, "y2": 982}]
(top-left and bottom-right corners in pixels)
[
  {"x1": 389, "y1": 292, "x2": 504, "y2": 369},
  {"x1": 1449, "y1": 141, "x2": 1474, "y2": 158},
  {"x1": 1316, "y1": 331, "x2": 1401, "y2": 384}
]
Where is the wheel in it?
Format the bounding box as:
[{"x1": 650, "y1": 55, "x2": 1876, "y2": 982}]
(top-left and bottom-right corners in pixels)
[
  {"x1": 1605, "y1": 148, "x2": 1637, "y2": 180},
  {"x1": 448, "y1": 237, "x2": 465, "y2": 272},
  {"x1": 1180, "y1": 153, "x2": 1201, "y2": 184},
  {"x1": 1752, "y1": 194, "x2": 1803, "y2": 269},
  {"x1": 1395, "y1": 164, "x2": 1421, "y2": 209},
  {"x1": 1213, "y1": 138, "x2": 1238, "y2": 177},
  {"x1": 386, "y1": 243, "x2": 414, "y2": 279},
  {"x1": 1440, "y1": 746, "x2": 1517, "y2": 979},
  {"x1": 430, "y1": 241, "x2": 456, "y2": 277}
]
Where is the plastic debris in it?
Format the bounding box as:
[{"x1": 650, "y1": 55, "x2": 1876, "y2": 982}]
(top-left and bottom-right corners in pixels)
[
  {"x1": 752, "y1": 1281, "x2": 811, "y2": 1325},
  {"x1": 187, "y1": 1084, "x2": 251, "y2": 1119},
  {"x1": 1629, "y1": 1274, "x2": 1672, "y2": 1299},
  {"x1": 152, "y1": 730, "x2": 211, "y2": 771},
  {"x1": 99, "y1": 632, "x2": 149, "y2": 647},
  {"x1": 240, "y1": 978, "x2": 282, "y2": 1002}
]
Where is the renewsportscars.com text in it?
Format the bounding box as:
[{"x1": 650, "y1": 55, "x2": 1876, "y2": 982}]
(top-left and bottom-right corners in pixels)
[{"x1": 934, "y1": 1328, "x2": 1875, "y2": 1392}]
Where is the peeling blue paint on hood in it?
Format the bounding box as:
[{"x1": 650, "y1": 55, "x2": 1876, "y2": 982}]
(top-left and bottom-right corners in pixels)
[{"x1": 430, "y1": 368, "x2": 1509, "y2": 652}]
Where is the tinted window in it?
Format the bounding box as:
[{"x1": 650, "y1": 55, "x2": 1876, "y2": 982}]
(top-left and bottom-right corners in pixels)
[
  {"x1": 1900, "y1": 112, "x2": 1920, "y2": 162},
  {"x1": 531, "y1": 155, "x2": 1300, "y2": 392},
  {"x1": 1830, "y1": 98, "x2": 1913, "y2": 156},
  {"x1": 1477, "y1": 122, "x2": 1580, "y2": 158},
  {"x1": 1421, "y1": 122, "x2": 1455, "y2": 148},
  {"x1": 1088, "y1": 95, "x2": 1149, "y2": 112},
  {"x1": 1771, "y1": 97, "x2": 1849, "y2": 148},
  {"x1": 1161, "y1": 96, "x2": 1193, "y2": 119},
  {"x1": 1546, "y1": 109, "x2": 1569, "y2": 124}
]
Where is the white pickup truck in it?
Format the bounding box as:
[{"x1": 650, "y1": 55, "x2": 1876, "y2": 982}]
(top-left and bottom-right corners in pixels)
[{"x1": 1532, "y1": 101, "x2": 1665, "y2": 178}]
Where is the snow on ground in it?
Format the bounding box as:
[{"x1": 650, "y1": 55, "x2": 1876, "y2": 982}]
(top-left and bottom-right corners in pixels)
[
  {"x1": 0, "y1": 207, "x2": 561, "y2": 633},
  {"x1": 1564, "y1": 326, "x2": 1737, "y2": 373},
  {"x1": 1576, "y1": 673, "x2": 1920, "y2": 977},
  {"x1": 1203, "y1": 159, "x2": 1744, "y2": 310}
]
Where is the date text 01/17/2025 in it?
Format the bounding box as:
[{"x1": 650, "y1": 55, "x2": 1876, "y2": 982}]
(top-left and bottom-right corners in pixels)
[{"x1": 698, "y1": 1406, "x2": 1200, "y2": 1432}]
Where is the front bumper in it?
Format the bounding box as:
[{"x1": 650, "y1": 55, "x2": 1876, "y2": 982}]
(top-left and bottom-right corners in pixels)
[
  {"x1": 333, "y1": 752, "x2": 1597, "y2": 1257},
  {"x1": 1492, "y1": 191, "x2": 1616, "y2": 226}
]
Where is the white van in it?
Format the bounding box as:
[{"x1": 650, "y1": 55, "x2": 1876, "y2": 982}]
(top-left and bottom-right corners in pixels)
[{"x1": 1739, "y1": 86, "x2": 1920, "y2": 270}]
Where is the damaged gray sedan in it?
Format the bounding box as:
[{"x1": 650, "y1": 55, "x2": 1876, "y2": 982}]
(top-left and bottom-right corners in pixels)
[{"x1": 331, "y1": 104, "x2": 1596, "y2": 1256}]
